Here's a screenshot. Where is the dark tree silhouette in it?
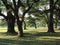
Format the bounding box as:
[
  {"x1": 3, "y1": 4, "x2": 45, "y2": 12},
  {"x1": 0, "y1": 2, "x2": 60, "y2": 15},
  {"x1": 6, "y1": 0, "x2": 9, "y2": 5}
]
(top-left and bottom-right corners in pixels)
[
  {"x1": 47, "y1": 0, "x2": 54, "y2": 32},
  {"x1": 0, "y1": 0, "x2": 17, "y2": 34}
]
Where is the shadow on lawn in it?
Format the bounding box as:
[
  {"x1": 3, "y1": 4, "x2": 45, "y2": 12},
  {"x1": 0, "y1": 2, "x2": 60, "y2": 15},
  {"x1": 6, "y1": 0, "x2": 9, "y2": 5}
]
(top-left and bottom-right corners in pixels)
[
  {"x1": 0, "y1": 32, "x2": 18, "y2": 36},
  {"x1": 24, "y1": 32, "x2": 60, "y2": 37},
  {"x1": 0, "y1": 32, "x2": 60, "y2": 37},
  {"x1": 0, "y1": 32, "x2": 60, "y2": 45},
  {"x1": 0, "y1": 38, "x2": 60, "y2": 45},
  {"x1": 33, "y1": 32, "x2": 60, "y2": 37}
]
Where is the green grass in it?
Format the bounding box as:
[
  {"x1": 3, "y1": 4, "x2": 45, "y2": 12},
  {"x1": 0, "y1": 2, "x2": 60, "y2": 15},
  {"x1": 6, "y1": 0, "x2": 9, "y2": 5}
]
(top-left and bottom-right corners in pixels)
[{"x1": 0, "y1": 27, "x2": 60, "y2": 45}]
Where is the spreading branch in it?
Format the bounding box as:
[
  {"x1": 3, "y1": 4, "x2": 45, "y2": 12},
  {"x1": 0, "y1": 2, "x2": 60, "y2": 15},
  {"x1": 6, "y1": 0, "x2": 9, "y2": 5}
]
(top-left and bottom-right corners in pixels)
[
  {"x1": 54, "y1": 0, "x2": 59, "y2": 5},
  {"x1": 22, "y1": 0, "x2": 39, "y2": 22},
  {"x1": 13, "y1": 0, "x2": 16, "y2": 9},
  {"x1": 1, "y1": 0, "x2": 14, "y2": 10},
  {"x1": 17, "y1": 0, "x2": 25, "y2": 8},
  {"x1": 0, "y1": 12, "x2": 7, "y2": 19}
]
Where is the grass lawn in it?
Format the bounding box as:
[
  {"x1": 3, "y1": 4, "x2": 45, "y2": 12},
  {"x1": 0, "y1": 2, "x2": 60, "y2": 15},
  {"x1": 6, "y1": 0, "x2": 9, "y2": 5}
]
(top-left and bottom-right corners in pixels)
[{"x1": 0, "y1": 27, "x2": 60, "y2": 45}]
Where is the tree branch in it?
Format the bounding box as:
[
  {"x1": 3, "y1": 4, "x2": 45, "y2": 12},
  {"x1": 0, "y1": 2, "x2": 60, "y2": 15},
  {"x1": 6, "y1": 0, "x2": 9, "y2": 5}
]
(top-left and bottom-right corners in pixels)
[
  {"x1": 22, "y1": 3, "x2": 34, "y2": 21},
  {"x1": 1, "y1": 0, "x2": 14, "y2": 10},
  {"x1": 54, "y1": 0, "x2": 59, "y2": 5},
  {"x1": 1, "y1": 0, "x2": 7, "y2": 8},
  {"x1": 17, "y1": 0, "x2": 25, "y2": 8},
  {"x1": 22, "y1": 0, "x2": 39, "y2": 21},
  {"x1": 13, "y1": 0, "x2": 17, "y2": 9},
  {"x1": 53, "y1": 0, "x2": 59, "y2": 10},
  {"x1": 0, "y1": 12, "x2": 7, "y2": 19}
]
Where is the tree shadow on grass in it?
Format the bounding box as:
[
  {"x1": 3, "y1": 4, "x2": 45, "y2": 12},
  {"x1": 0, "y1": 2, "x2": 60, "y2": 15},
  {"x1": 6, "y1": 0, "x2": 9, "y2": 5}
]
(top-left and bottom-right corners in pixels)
[
  {"x1": 23, "y1": 32, "x2": 60, "y2": 37},
  {"x1": 0, "y1": 32, "x2": 18, "y2": 36},
  {"x1": 33, "y1": 32, "x2": 60, "y2": 37},
  {"x1": 0, "y1": 32, "x2": 60, "y2": 45},
  {"x1": 0, "y1": 38, "x2": 60, "y2": 45},
  {"x1": 0, "y1": 31, "x2": 60, "y2": 37}
]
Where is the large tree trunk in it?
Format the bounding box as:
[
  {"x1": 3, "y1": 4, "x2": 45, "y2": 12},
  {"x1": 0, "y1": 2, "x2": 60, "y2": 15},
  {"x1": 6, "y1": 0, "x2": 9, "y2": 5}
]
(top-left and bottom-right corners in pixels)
[
  {"x1": 14, "y1": 9, "x2": 24, "y2": 37},
  {"x1": 7, "y1": 12, "x2": 17, "y2": 35},
  {"x1": 0, "y1": 12, "x2": 17, "y2": 35},
  {"x1": 17, "y1": 20, "x2": 23, "y2": 37},
  {"x1": 47, "y1": 0, "x2": 54, "y2": 32},
  {"x1": 7, "y1": 19, "x2": 16, "y2": 34},
  {"x1": 47, "y1": 23, "x2": 54, "y2": 32}
]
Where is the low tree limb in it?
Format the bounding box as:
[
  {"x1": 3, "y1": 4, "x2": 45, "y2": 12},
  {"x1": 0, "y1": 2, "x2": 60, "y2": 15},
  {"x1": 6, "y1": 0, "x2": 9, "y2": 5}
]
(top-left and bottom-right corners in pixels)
[{"x1": 0, "y1": 12, "x2": 7, "y2": 20}]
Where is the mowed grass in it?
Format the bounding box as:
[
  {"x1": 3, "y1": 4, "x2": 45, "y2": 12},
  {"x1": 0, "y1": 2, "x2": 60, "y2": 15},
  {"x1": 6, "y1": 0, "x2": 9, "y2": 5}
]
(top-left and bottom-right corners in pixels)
[{"x1": 0, "y1": 27, "x2": 60, "y2": 45}]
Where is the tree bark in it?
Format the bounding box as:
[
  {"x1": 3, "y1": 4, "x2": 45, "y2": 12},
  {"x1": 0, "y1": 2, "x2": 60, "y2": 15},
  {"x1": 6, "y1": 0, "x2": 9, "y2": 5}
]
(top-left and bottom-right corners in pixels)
[
  {"x1": 47, "y1": 0, "x2": 54, "y2": 32},
  {"x1": 0, "y1": 12, "x2": 17, "y2": 34},
  {"x1": 7, "y1": 12, "x2": 17, "y2": 35},
  {"x1": 13, "y1": 0, "x2": 24, "y2": 37},
  {"x1": 7, "y1": 19, "x2": 16, "y2": 33},
  {"x1": 1, "y1": 0, "x2": 17, "y2": 34},
  {"x1": 47, "y1": 23, "x2": 54, "y2": 32},
  {"x1": 17, "y1": 20, "x2": 23, "y2": 37}
]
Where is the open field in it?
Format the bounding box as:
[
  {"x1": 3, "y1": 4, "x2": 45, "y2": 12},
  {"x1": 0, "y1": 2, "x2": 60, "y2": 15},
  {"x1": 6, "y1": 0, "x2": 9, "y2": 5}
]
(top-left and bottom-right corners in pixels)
[{"x1": 0, "y1": 27, "x2": 60, "y2": 45}]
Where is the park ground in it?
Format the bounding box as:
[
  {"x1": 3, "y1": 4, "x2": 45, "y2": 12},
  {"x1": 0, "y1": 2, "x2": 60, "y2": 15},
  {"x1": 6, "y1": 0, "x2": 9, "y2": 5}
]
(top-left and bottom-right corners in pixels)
[{"x1": 0, "y1": 27, "x2": 60, "y2": 45}]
